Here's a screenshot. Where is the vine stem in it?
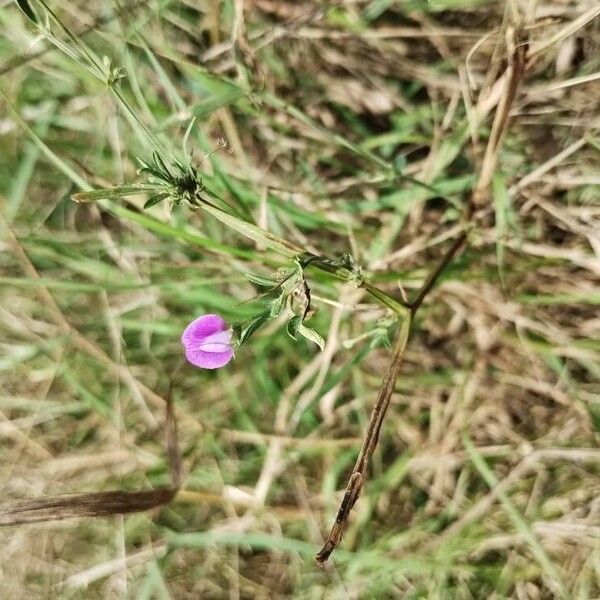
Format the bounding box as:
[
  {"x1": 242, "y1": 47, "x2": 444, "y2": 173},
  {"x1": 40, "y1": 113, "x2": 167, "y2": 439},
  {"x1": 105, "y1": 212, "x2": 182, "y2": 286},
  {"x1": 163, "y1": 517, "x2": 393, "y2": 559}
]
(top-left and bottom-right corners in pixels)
[
  {"x1": 316, "y1": 25, "x2": 527, "y2": 565},
  {"x1": 315, "y1": 314, "x2": 411, "y2": 564},
  {"x1": 315, "y1": 232, "x2": 465, "y2": 565}
]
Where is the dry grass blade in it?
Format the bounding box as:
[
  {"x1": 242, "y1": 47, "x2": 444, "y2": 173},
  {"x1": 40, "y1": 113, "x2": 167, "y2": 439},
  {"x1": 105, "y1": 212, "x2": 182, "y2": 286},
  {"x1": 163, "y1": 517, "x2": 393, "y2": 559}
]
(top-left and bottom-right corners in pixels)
[
  {"x1": 0, "y1": 489, "x2": 178, "y2": 527},
  {"x1": 0, "y1": 384, "x2": 182, "y2": 527},
  {"x1": 2, "y1": 0, "x2": 599, "y2": 595}
]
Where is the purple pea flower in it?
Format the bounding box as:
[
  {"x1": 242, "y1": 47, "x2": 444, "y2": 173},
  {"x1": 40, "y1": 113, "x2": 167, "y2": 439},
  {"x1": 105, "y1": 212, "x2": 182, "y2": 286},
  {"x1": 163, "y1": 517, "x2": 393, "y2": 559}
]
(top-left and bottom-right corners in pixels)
[{"x1": 181, "y1": 314, "x2": 234, "y2": 369}]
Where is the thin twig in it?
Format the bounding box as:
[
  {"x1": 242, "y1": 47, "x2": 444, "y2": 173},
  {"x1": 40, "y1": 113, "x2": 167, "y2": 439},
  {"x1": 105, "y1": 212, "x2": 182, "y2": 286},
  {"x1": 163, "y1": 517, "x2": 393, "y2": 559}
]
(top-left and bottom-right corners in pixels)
[
  {"x1": 315, "y1": 234, "x2": 458, "y2": 564},
  {"x1": 408, "y1": 232, "x2": 468, "y2": 313},
  {"x1": 316, "y1": 315, "x2": 411, "y2": 563},
  {"x1": 0, "y1": 384, "x2": 182, "y2": 526},
  {"x1": 316, "y1": 24, "x2": 528, "y2": 565},
  {"x1": 0, "y1": 0, "x2": 149, "y2": 76}
]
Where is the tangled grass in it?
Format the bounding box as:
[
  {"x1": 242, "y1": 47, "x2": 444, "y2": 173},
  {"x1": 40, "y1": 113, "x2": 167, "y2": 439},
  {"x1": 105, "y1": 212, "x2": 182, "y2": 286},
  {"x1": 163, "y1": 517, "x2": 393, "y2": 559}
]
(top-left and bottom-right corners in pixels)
[{"x1": 1, "y1": 0, "x2": 600, "y2": 597}]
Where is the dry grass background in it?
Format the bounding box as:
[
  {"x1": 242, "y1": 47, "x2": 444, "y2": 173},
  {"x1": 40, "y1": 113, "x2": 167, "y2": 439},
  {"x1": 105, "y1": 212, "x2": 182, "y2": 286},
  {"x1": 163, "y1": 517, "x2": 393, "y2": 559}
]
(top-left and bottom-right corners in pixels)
[{"x1": 0, "y1": 0, "x2": 600, "y2": 598}]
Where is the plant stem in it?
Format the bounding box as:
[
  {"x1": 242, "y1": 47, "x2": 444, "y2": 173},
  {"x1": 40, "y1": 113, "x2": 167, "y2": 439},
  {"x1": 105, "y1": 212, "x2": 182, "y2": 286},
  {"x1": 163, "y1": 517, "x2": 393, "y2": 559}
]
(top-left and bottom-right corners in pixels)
[
  {"x1": 315, "y1": 231, "x2": 466, "y2": 564},
  {"x1": 316, "y1": 25, "x2": 528, "y2": 565},
  {"x1": 408, "y1": 232, "x2": 467, "y2": 313},
  {"x1": 316, "y1": 314, "x2": 411, "y2": 564}
]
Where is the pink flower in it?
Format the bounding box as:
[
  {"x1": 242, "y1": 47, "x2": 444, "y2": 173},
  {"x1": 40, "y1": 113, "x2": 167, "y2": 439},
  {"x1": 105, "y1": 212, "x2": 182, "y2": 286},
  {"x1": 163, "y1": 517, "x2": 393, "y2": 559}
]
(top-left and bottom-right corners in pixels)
[{"x1": 181, "y1": 314, "x2": 234, "y2": 369}]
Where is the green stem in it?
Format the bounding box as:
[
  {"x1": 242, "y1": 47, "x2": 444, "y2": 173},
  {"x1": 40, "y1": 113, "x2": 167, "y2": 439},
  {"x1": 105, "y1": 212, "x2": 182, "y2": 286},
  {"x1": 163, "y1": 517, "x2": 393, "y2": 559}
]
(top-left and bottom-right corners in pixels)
[{"x1": 199, "y1": 198, "x2": 409, "y2": 316}]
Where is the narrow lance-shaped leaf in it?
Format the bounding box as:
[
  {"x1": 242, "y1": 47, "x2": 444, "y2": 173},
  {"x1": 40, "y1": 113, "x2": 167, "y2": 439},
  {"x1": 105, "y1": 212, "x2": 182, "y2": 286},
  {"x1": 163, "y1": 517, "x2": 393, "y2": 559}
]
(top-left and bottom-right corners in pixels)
[
  {"x1": 182, "y1": 116, "x2": 197, "y2": 159},
  {"x1": 269, "y1": 294, "x2": 285, "y2": 319},
  {"x1": 200, "y1": 199, "x2": 302, "y2": 259},
  {"x1": 245, "y1": 273, "x2": 278, "y2": 288},
  {"x1": 297, "y1": 323, "x2": 325, "y2": 351},
  {"x1": 15, "y1": 0, "x2": 38, "y2": 23},
  {"x1": 72, "y1": 185, "x2": 154, "y2": 204},
  {"x1": 286, "y1": 315, "x2": 301, "y2": 339},
  {"x1": 144, "y1": 193, "x2": 169, "y2": 209},
  {"x1": 238, "y1": 310, "x2": 271, "y2": 346}
]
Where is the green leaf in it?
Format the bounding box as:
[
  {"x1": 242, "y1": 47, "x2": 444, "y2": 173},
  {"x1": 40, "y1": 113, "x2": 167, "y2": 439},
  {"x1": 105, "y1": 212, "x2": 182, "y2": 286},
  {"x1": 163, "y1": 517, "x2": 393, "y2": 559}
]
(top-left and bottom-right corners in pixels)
[
  {"x1": 245, "y1": 273, "x2": 277, "y2": 288},
  {"x1": 15, "y1": 0, "x2": 38, "y2": 23},
  {"x1": 182, "y1": 116, "x2": 197, "y2": 158},
  {"x1": 238, "y1": 310, "x2": 271, "y2": 346},
  {"x1": 200, "y1": 200, "x2": 302, "y2": 258},
  {"x1": 269, "y1": 294, "x2": 285, "y2": 319},
  {"x1": 153, "y1": 151, "x2": 172, "y2": 180},
  {"x1": 72, "y1": 185, "x2": 153, "y2": 203},
  {"x1": 192, "y1": 87, "x2": 246, "y2": 119},
  {"x1": 286, "y1": 316, "x2": 301, "y2": 339},
  {"x1": 297, "y1": 323, "x2": 325, "y2": 351},
  {"x1": 144, "y1": 193, "x2": 168, "y2": 209}
]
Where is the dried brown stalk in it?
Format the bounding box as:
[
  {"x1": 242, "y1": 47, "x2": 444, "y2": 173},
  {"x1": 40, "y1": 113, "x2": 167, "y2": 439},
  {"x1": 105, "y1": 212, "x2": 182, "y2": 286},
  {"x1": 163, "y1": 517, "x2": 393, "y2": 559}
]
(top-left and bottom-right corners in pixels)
[
  {"x1": 315, "y1": 236, "x2": 465, "y2": 564},
  {"x1": 316, "y1": 26, "x2": 528, "y2": 565},
  {"x1": 0, "y1": 377, "x2": 182, "y2": 527},
  {"x1": 316, "y1": 314, "x2": 411, "y2": 563}
]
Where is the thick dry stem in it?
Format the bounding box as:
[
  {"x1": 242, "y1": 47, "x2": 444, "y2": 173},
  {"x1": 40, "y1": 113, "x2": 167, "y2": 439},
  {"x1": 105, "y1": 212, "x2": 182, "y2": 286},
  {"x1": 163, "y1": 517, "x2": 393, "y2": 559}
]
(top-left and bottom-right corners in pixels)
[
  {"x1": 316, "y1": 26, "x2": 528, "y2": 565},
  {"x1": 315, "y1": 231, "x2": 466, "y2": 565},
  {"x1": 316, "y1": 314, "x2": 411, "y2": 564}
]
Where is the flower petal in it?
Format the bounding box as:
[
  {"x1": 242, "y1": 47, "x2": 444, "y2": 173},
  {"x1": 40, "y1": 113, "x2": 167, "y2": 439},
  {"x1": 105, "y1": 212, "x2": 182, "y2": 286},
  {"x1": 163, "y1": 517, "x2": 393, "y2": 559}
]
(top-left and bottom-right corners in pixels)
[
  {"x1": 199, "y1": 330, "x2": 232, "y2": 351},
  {"x1": 182, "y1": 314, "x2": 234, "y2": 369},
  {"x1": 182, "y1": 314, "x2": 228, "y2": 347},
  {"x1": 199, "y1": 342, "x2": 232, "y2": 353},
  {"x1": 185, "y1": 346, "x2": 234, "y2": 369}
]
